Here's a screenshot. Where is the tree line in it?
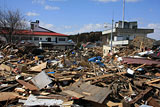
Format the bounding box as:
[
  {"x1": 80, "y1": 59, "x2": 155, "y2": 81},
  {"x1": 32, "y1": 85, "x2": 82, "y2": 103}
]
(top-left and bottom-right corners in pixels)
[{"x1": 69, "y1": 31, "x2": 102, "y2": 43}]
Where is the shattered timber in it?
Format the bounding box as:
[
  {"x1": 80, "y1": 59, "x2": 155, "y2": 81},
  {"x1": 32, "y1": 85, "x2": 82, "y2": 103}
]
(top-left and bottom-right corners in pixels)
[{"x1": 0, "y1": 40, "x2": 160, "y2": 107}]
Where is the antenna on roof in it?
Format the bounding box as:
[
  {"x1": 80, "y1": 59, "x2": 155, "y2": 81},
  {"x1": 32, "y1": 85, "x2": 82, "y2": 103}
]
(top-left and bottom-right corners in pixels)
[{"x1": 122, "y1": 0, "x2": 125, "y2": 28}]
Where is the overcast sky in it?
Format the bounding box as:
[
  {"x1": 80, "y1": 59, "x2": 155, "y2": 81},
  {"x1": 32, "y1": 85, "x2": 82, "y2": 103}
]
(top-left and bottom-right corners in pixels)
[{"x1": 0, "y1": 0, "x2": 160, "y2": 40}]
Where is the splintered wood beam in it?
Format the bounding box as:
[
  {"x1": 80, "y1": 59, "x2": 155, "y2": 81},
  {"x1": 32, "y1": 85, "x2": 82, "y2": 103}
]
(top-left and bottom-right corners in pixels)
[
  {"x1": 147, "y1": 97, "x2": 160, "y2": 107},
  {"x1": 84, "y1": 71, "x2": 126, "y2": 81},
  {"x1": 145, "y1": 78, "x2": 160, "y2": 85},
  {"x1": 16, "y1": 79, "x2": 38, "y2": 91},
  {"x1": 129, "y1": 87, "x2": 152, "y2": 104}
]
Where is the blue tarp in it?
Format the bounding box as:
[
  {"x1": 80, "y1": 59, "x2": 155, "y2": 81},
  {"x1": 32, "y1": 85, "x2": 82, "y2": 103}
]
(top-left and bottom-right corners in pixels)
[
  {"x1": 88, "y1": 56, "x2": 104, "y2": 67},
  {"x1": 88, "y1": 56, "x2": 102, "y2": 62},
  {"x1": 47, "y1": 72, "x2": 55, "y2": 74}
]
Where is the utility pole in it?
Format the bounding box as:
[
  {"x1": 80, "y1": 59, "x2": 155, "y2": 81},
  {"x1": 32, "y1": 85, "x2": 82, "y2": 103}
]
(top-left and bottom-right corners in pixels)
[
  {"x1": 110, "y1": 19, "x2": 114, "y2": 52},
  {"x1": 122, "y1": 0, "x2": 125, "y2": 28}
]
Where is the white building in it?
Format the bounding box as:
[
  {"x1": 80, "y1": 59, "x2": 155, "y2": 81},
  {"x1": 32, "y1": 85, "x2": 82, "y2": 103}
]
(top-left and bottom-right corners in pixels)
[
  {"x1": 0, "y1": 20, "x2": 74, "y2": 50},
  {"x1": 101, "y1": 21, "x2": 154, "y2": 46}
]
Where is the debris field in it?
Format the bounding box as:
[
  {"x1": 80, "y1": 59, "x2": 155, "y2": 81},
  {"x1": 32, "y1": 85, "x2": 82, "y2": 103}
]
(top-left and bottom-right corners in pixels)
[{"x1": 0, "y1": 43, "x2": 160, "y2": 107}]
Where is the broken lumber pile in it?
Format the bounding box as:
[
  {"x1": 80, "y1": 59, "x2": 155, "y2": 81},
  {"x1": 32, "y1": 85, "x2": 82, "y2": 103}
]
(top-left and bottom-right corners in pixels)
[{"x1": 0, "y1": 43, "x2": 160, "y2": 107}]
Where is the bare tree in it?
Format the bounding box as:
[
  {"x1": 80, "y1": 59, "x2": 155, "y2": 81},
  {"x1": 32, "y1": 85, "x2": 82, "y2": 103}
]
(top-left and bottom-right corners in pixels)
[{"x1": 0, "y1": 9, "x2": 27, "y2": 43}]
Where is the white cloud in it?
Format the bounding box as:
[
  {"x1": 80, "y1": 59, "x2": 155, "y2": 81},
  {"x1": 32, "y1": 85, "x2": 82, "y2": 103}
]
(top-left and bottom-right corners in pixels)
[
  {"x1": 78, "y1": 24, "x2": 104, "y2": 33},
  {"x1": 148, "y1": 23, "x2": 160, "y2": 29},
  {"x1": 63, "y1": 25, "x2": 72, "y2": 29},
  {"x1": 38, "y1": 21, "x2": 73, "y2": 33},
  {"x1": 37, "y1": 22, "x2": 110, "y2": 35},
  {"x1": 21, "y1": 20, "x2": 30, "y2": 26},
  {"x1": 32, "y1": 0, "x2": 46, "y2": 4},
  {"x1": 147, "y1": 23, "x2": 160, "y2": 40},
  {"x1": 40, "y1": 22, "x2": 55, "y2": 30},
  {"x1": 94, "y1": 0, "x2": 119, "y2": 3},
  {"x1": 65, "y1": 23, "x2": 111, "y2": 35},
  {"x1": 44, "y1": 5, "x2": 60, "y2": 10},
  {"x1": 26, "y1": 12, "x2": 40, "y2": 16}
]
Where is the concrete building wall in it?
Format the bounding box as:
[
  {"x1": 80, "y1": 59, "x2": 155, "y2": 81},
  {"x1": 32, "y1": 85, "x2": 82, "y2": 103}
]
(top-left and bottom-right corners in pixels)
[
  {"x1": 103, "y1": 45, "x2": 111, "y2": 57},
  {"x1": 116, "y1": 33, "x2": 147, "y2": 41},
  {"x1": 33, "y1": 36, "x2": 68, "y2": 43},
  {"x1": 31, "y1": 20, "x2": 50, "y2": 32},
  {"x1": 102, "y1": 33, "x2": 147, "y2": 46},
  {"x1": 0, "y1": 34, "x2": 70, "y2": 46},
  {"x1": 34, "y1": 36, "x2": 56, "y2": 42}
]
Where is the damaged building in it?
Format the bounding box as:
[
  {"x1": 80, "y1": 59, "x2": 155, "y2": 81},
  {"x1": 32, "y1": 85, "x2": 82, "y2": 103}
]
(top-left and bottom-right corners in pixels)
[
  {"x1": 102, "y1": 21, "x2": 154, "y2": 56},
  {"x1": 0, "y1": 20, "x2": 74, "y2": 50},
  {"x1": 101, "y1": 21, "x2": 154, "y2": 46}
]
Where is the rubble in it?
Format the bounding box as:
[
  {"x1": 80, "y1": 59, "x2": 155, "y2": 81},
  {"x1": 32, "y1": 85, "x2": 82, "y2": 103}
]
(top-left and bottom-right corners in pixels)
[{"x1": 0, "y1": 42, "x2": 160, "y2": 107}]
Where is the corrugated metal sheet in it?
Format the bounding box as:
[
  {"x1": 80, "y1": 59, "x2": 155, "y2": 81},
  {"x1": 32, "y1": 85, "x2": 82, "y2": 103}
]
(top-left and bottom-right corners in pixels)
[{"x1": 122, "y1": 57, "x2": 160, "y2": 66}]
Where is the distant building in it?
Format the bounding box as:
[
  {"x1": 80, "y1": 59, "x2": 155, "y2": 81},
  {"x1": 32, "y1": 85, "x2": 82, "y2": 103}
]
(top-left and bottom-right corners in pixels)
[
  {"x1": 101, "y1": 21, "x2": 154, "y2": 46},
  {"x1": 0, "y1": 20, "x2": 74, "y2": 50}
]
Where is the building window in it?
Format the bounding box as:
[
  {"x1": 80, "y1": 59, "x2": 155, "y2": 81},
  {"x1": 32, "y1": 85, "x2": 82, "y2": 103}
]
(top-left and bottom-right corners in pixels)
[
  {"x1": 59, "y1": 38, "x2": 65, "y2": 41},
  {"x1": 31, "y1": 24, "x2": 34, "y2": 30},
  {"x1": 117, "y1": 36, "x2": 123, "y2": 41},
  {"x1": 28, "y1": 37, "x2": 32, "y2": 40},
  {"x1": 34, "y1": 37, "x2": 39, "y2": 41},
  {"x1": 21, "y1": 36, "x2": 32, "y2": 40},
  {"x1": 48, "y1": 38, "x2": 51, "y2": 42},
  {"x1": 129, "y1": 35, "x2": 135, "y2": 40},
  {"x1": 40, "y1": 38, "x2": 42, "y2": 40}
]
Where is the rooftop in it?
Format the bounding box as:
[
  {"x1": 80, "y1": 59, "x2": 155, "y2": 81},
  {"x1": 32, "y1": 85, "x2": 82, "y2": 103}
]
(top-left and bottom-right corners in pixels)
[
  {"x1": 103, "y1": 21, "x2": 154, "y2": 35},
  {"x1": 0, "y1": 29, "x2": 69, "y2": 37}
]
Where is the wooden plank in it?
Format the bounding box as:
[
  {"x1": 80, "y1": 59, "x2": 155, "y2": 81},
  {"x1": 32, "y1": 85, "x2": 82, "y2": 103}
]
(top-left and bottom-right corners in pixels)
[
  {"x1": 145, "y1": 78, "x2": 160, "y2": 84},
  {"x1": 66, "y1": 81, "x2": 112, "y2": 104},
  {"x1": 147, "y1": 97, "x2": 160, "y2": 107},
  {"x1": 58, "y1": 77, "x2": 73, "y2": 81},
  {"x1": 96, "y1": 88, "x2": 112, "y2": 103},
  {"x1": 107, "y1": 101, "x2": 123, "y2": 107},
  {"x1": 63, "y1": 90, "x2": 84, "y2": 98},
  {"x1": 133, "y1": 63, "x2": 146, "y2": 71},
  {"x1": 84, "y1": 71, "x2": 126, "y2": 81},
  {"x1": 16, "y1": 79, "x2": 38, "y2": 91},
  {"x1": 148, "y1": 84, "x2": 160, "y2": 89},
  {"x1": 26, "y1": 60, "x2": 35, "y2": 65},
  {"x1": 0, "y1": 64, "x2": 13, "y2": 71},
  {"x1": 129, "y1": 87, "x2": 152, "y2": 104},
  {"x1": 30, "y1": 62, "x2": 47, "y2": 72},
  {"x1": 62, "y1": 101, "x2": 73, "y2": 107},
  {"x1": 82, "y1": 92, "x2": 91, "y2": 96},
  {"x1": 0, "y1": 92, "x2": 19, "y2": 101},
  {"x1": 129, "y1": 83, "x2": 134, "y2": 95},
  {"x1": 84, "y1": 85, "x2": 101, "y2": 102},
  {"x1": 78, "y1": 83, "x2": 91, "y2": 91}
]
